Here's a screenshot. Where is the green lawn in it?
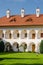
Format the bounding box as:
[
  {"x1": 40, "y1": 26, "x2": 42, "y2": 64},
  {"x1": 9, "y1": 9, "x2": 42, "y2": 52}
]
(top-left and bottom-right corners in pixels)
[{"x1": 0, "y1": 52, "x2": 43, "y2": 65}]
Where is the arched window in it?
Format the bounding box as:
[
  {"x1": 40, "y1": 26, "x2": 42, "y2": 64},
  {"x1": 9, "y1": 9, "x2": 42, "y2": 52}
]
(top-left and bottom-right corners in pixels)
[
  {"x1": 5, "y1": 30, "x2": 11, "y2": 39},
  {"x1": 12, "y1": 42, "x2": 19, "y2": 52},
  {"x1": 0, "y1": 30, "x2": 4, "y2": 39},
  {"x1": 19, "y1": 42, "x2": 27, "y2": 52},
  {"x1": 21, "y1": 30, "x2": 27, "y2": 39},
  {"x1": 29, "y1": 30, "x2": 36, "y2": 39},
  {"x1": 29, "y1": 42, "x2": 35, "y2": 52},
  {"x1": 37, "y1": 30, "x2": 43, "y2": 39},
  {"x1": 5, "y1": 42, "x2": 12, "y2": 52},
  {"x1": 13, "y1": 30, "x2": 19, "y2": 39}
]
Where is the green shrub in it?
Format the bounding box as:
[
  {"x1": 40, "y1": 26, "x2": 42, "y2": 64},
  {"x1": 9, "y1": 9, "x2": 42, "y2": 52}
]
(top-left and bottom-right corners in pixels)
[
  {"x1": 0, "y1": 40, "x2": 4, "y2": 52},
  {"x1": 40, "y1": 40, "x2": 43, "y2": 53}
]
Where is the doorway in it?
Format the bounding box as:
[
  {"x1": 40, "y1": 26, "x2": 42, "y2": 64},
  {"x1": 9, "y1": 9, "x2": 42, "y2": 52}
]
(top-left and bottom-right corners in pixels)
[{"x1": 32, "y1": 44, "x2": 35, "y2": 52}]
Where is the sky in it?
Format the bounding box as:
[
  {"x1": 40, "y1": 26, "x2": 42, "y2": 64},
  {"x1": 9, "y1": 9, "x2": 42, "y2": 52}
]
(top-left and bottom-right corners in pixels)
[{"x1": 0, "y1": 0, "x2": 43, "y2": 17}]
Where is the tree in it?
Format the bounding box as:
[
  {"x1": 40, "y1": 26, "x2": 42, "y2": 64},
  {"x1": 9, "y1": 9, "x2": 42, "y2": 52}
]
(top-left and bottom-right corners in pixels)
[
  {"x1": 0, "y1": 40, "x2": 4, "y2": 52},
  {"x1": 40, "y1": 40, "x2": 43, "y2": 53}
]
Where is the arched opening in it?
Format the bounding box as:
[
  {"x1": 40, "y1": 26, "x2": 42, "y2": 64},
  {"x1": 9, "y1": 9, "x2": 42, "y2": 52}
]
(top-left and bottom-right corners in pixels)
[
  {"x1": 5, "y1": 42, "x2": 12, "y2": 52},
  {"x1": 12, "y1": 42, "x2": 19, "y2": 52},
  {"x1": 32, "y1": 44, "x2": 35, "y2": 52},
  {"x1": 13, "y1": 30, "x2": 19, "y2": 39},
  {"x1": 29, "y1": 30, "x2": 36, "y2": 39},
  {"x1": 38, "y1": 30, "x2": 43, "y2": 39},
  {"x1": 29, "y1": 42, "x2": 35, "y2": 52},
  {"x1": 21, "y1": 30, "x2": 27, "y2": 39},
  {"x1": 19, "y1": 42, "x2": 27, "y2": 52},
  {"x1": 5, "y1": 30, "x2": 12, "y2": 39},
  {"x1": 0, "y1": 30, "x2": 4, "y2": 39}
]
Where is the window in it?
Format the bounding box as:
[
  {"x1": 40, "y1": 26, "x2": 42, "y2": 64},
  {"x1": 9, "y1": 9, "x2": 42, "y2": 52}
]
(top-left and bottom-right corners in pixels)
[
  {"x1": 29, "y1": 30, "x2": 36, "y2": 39},
  {"x1": 17, "y1": 33, "x2": 19, "y2": 38},
  {"x1": 9, "y1": 33, "x2": 11, "y2": 39},
  {"x1": 26, "y1": 18, "x2": 32, "y2": 22},
  {"x1": 32, "y1": 34, "x2": 35, "y2": 39},
  {"x1": 0, "y1": 30, "x2": 3, "y2": 38},
  {"x1": 21, "y1": 30, "x2": 27, "y2": 39},
  {"x1": 25, "y1": 33, "x2": 27, "y2": 37},
  {"x1": 10, "y1": 18, "x2": 16, "y2": 22},
  {"x1": 2, "y1": 33, "x2": 4, "y2": 38},
  {"x1": 41, "y1": 33, "x2": 43, "y2": 38},
  {"x1": 5, "y1": 30, "x2": 11, "y2": 39},
  {"x1": 37, "y1": 30, "x2": 43, "y2": 39},
  {"x1": 13, "y1": 30, "x2": 19, "y2": 39}
]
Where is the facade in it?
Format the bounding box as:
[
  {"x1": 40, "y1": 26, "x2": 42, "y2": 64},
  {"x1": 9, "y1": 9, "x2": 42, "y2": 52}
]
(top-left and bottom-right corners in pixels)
[{"x1": 0, "y1": 8, "x2": 43, "y2": 52}]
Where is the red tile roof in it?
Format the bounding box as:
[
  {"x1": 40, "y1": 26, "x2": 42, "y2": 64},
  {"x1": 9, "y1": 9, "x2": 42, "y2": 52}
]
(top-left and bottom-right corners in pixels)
[{"x1": 0, "y1": 14, "x2": 43, "y2": 27}]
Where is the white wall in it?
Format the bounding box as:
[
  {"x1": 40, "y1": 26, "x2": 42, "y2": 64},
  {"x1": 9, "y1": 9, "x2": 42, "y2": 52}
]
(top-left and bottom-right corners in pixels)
[{"x1": 0, "y1": 27, "x2": 43, "y2": 52}]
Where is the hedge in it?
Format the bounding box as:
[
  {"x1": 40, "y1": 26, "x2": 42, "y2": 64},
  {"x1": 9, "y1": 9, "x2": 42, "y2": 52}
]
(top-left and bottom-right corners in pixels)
[
  {"x1": 0, "y1": 40, "x2": 4, "y2": 52},
  {"x1": 40, "y1": 40, "x2": 43, "y2": 53}
]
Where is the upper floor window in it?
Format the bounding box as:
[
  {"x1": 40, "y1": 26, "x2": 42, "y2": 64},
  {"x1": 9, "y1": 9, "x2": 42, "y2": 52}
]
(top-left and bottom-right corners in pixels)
[
  {"x1": 32, "y1": 33, "x2": 35, "y2": 39},
  {"x1": 5, "y1": 30, "x2": 11, "y2": 39},
  {"x1": 0, "y1": 30, "x2": 4, "y2": 39},
  {"x1": 29, "y1": 30, "x2": 36, "y2": 39},
  {"x1": 37, "y1": 30, "x2": 43, "y2": 39},
  {"x1": 41, "y1": 33, "x2": 43, "y2": 38},
  {"x1": 13, "y1": 30, "x2": 19, "y2": 39},
  {"x1": 21, "y1": 30, "x2": 27, "y2": 39},
  {"x1": 17, "y1": 33, "x2": 19, "y2": 38}
]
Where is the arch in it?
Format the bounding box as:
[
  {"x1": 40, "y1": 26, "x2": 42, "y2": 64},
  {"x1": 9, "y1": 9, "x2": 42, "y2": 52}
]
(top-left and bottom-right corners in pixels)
[
  {"x1": 12, "y1": 42, "x2": 19, "y2": 52},
  {"x1": 0, "y1": 30, "x2": 4, "y2": 39},
  {"x1": 21, "y1": 30, "x2": 27, "y2": 39},
  {"x1": 5, "y1": 42, "x2": 12, "y2": 52},
  {"x1": 29, "y1": 30, "x2": 36, "y2": 39},
  {"x1": 19, "y1": 42, "x2": 27, "y2": 52},
  {"x1": 13, "y1": 30, "x2": 19, "y2": 39},
  {"x1": 37, "y1": 30, "x2": 43, "y2": 39},
  {"x1": 21, "y1": 42, "x2": 27, "y2": 48},
  {"x1": 5, "y1": 30, "x2": 12, "y2": 39},
  {"x1": 29, "y1": 42, "x2": 35, "y2": 52}
]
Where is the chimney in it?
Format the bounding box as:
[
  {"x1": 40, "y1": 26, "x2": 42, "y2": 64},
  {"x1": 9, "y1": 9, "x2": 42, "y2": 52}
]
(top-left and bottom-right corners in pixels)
[
  {"x1": 21, "y1": 8, "x2": 25, "y2": 17},
  {"x1": 6, "y1": 9, "x2": 10, "y2": 18},
  {"x1": 36, "y1": 8, "x2": 40, "y2": 17}
]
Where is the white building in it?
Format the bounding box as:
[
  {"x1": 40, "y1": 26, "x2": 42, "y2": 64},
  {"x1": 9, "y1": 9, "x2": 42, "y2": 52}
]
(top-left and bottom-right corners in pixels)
[{"x1": 0, "y1": 8, "x2": 43, "y2": 52}]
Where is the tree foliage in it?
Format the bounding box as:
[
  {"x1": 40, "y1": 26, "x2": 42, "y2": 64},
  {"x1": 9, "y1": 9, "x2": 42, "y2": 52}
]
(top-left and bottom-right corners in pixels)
[
  {"x1": 0, "y1": 40, "x2": 4, "y2": 52},
  {"x1": 40, "y1": 40, "x2": 43, "y2": 53}
]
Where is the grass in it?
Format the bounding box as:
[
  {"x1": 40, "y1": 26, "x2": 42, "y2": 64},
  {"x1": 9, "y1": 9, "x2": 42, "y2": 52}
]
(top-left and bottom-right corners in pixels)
[{"x1": 0, "y1": 52, "x2": 43, "y2": 65}]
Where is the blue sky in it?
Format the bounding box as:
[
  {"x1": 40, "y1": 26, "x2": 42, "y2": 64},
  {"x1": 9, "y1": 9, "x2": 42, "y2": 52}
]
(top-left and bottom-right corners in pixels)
[{"x1": 0, "y1": 0, "x2": 43, "y2": 17}]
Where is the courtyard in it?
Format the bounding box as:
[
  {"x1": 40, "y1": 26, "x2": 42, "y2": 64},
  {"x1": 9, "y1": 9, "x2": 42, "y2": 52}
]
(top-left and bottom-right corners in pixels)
[{"x1": 0, "y1": 52, "x2": 43, "y2": 65}]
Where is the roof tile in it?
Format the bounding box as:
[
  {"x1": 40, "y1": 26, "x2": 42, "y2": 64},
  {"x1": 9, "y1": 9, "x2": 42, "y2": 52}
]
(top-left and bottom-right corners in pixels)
[{"x1": 0, "y1": 14, "x2": 43, "y2": 27}]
